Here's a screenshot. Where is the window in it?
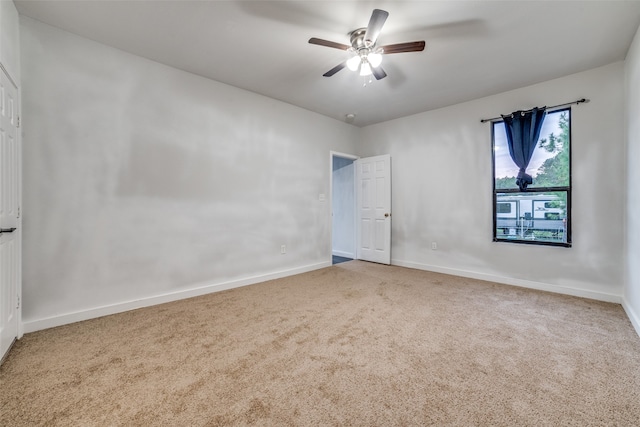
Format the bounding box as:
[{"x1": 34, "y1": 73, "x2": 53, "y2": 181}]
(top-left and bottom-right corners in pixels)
[
  {"x1": 492, "y1": 108, "x2": 571, "y2": 246},
  {"x1": 497, "y1": 203, "x2": 512, "y2": 214}
]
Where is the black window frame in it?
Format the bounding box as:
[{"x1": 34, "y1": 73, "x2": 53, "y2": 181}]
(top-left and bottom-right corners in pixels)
[{"x1": 491, "y1": 107, "x2": 572, "y2": 248}]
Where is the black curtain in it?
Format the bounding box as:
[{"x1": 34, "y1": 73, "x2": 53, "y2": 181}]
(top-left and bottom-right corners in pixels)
[{"x1": 501, "y1": 107, "x2": 547, "y2": 191}]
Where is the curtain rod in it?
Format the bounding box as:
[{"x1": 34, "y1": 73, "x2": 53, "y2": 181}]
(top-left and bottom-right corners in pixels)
[{"x1": 480, "y1": 98, "x2": 588, "y2": 123}]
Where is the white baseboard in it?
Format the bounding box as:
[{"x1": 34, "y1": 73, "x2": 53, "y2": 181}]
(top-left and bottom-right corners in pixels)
[
  {"x1": 392, "y1": 259, "x2": 622, "y2": 304},
  {"x1": 23, "y1": 258, "x2": 634, "y2": 337},
  {"x1": 332, "y1": 250, "x2": 355, "y2": 259},
  {"x1": 622, "y1": 297, "x2": 640, "y2": 338},
  {"x1": 22, "y1": 261, "x2": 331, "y2": 334}
]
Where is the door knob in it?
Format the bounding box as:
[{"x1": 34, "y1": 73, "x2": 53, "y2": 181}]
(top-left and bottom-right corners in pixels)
[
  {"x1": 384, "y1": 213, "x2": 390, "y2": 218},
  {"x1": 0, "y1": 228, "x2": 16, "y2": 234}
]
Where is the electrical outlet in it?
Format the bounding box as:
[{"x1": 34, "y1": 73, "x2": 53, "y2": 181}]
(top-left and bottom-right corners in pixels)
[
  {"x1": 431, "y1": 242, "x2": 437, "y2": 250},
  {"x1": 281, "y1": 245, "x2": 286, "y2": 254}
]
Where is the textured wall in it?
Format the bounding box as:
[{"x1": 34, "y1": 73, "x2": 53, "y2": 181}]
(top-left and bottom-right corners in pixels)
[
  {"x1": 20, "y1": 17, "x2": 358, "y2": 324},
  {"x1": 0, "y1": 0, "x2": 20, "y2": 84},
  {"x1": 625, "y1": 25, "x2": 640, "y2": 332},
  {"x1": 358, "y1": 63, "x2": 626, "y2": 301},
  {"x1": 18, "y1": 13, "x2": 638, "y2": 330}
]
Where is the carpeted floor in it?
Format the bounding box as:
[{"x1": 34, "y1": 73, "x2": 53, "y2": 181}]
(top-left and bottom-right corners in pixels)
[{"x1": 2, "y1": 261, "x2": 640, "y2": 426}]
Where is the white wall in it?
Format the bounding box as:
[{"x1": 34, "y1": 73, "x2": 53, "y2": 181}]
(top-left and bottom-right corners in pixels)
[
  {"x1": 624, "y1": 25, "x2": 640, "y2": 334},
  {"x1": 20, "y1": 17, "x2": 358, "y2": 329},
  {"x1": 332, "y1": 156, "x2": 355, "y2": 258},
  {"x1": 17, "y1": 12, "x2": 638, "y2": 331},
  {"x1": 0, "y1": 0, "x2": 20, "y2": 84},
  {"x1": 359, "y1": 63, "x2": 626, "y2": 302}
]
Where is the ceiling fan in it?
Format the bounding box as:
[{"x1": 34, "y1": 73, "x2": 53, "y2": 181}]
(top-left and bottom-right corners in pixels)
[{"x1": 308, "y1": 9, "x2": 425, "y2": 81}]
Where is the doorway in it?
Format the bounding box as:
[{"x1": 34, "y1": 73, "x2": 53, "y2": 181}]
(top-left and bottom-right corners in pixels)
[
  {"x1": 330, "y1": 152, "x2": 392, "y2": 266},
  {"x1": 330, "y1": 152, "x2": 357, "y2": 264}
]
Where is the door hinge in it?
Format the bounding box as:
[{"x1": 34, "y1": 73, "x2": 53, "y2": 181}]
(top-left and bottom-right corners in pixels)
[
  {"x1": 16, "y1": 115, "x2": 20, "y2": 128},
  {"x1": 17, "y1": 206, "x2": 20, "y2": 218},
  {"x1": 17, "y1": 296, "x2": 20, "y2": 310}
]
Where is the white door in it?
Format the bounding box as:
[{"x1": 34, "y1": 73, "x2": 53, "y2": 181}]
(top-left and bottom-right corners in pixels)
[
  {"x1": 0, "y1": 66, "x2": 20, "y2": 362},
  {"x1": 356, "y1": 154, "x2": 391, "y2": 264}
]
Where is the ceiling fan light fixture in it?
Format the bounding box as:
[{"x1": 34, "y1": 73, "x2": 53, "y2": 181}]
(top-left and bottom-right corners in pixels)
[
  {"x1": 359, "y1": 61, "x2": 372, "y2": 76},
  {"x1": 368, "y1": 52, "x2": 382, "y2": 68},
  {"x1": 347, "y1": 55, "x2": 361, "y2": 71}
]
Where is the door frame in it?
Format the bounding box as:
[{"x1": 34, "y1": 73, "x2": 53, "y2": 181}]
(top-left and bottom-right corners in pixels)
[
  {"x1": 329, "y1": 151, "x2": 359, "y2": 262},
  {"x1": 0, "y1": 61, "x2": 22, "y2": 363}
]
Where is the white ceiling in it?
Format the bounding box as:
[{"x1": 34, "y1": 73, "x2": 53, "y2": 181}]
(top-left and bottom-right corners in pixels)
[{"x1": 14, "y1": 0, "x2": 640, "y2": 127}]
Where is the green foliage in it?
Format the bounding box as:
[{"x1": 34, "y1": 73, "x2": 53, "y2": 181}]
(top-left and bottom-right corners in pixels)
[
  {"x1": 495, "y1": 176, "x2": 517, "y2": 189},
  {"x1": 545, "y1": 200, "x2": 563, "y2": 209},
  {"x1": 539, "y1": 132, "x2": 558, "y2": 153},
  {"x1": 534, "y1": 112, "x2": 569, "y2": 187},
  {"x1": 544, "y1": 191, "x2": 569, "y2": 217}
]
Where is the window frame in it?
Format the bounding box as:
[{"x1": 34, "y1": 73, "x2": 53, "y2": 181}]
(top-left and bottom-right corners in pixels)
[{"x1": 491, "y1": 107, "x2": 572, "y2": 247}]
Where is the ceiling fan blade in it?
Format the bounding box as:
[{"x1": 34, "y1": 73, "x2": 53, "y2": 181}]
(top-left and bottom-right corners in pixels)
[
  {"x1": 323, "y1": 62, "x2": 347, "y2": 77},
  {"x1": 309, "y1": 37, "x2": 350, "y2": 51},
  {"x1": 364, "y1": 9, "x2": 389, "y2": 47},
  {"x1": 380, "y1": 41, "x2": 426, "y2": 54},
  {"x1": 372, "y1": 66, "x2": 387, "y2": 80}
]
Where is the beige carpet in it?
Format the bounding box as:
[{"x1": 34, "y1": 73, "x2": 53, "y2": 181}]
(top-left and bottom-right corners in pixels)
[{"x1": 2, "y1": 261, "x2": 640, "y2": 426}]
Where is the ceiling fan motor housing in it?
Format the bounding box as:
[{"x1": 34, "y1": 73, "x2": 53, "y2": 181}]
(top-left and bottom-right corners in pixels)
[{"x1": 350, "y1": 28, "x2": 371, "y2": 50}]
